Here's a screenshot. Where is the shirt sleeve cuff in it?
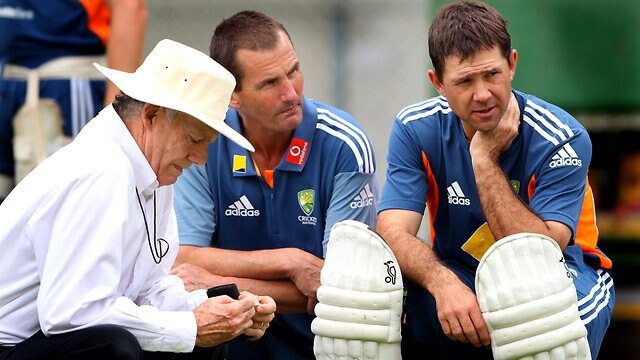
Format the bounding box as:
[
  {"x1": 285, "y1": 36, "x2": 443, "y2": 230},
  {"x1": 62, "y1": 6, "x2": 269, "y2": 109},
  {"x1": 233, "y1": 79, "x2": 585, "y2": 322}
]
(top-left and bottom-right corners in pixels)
[{"x1": 138, "y1": 311, "x2": 198, "y2": 353}]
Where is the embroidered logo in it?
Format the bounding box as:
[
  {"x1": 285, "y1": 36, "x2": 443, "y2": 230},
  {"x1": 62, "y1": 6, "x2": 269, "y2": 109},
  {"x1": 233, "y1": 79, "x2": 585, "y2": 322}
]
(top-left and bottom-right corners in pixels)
[
  {"x1": 297, "y1": 189, "x2": 317, "y2": 225},
  {"x1": 447, "y1": 181, "x2": 470, "y2": 206},
  {"x1": 233, "y1": 155, "x2": 247, "y2": 173},
  {"x1": 549, "y1": 143, "x2": 582, "y2": 168},
  {"x1": 350, "y1": 184, "x2": 375, "y2": 208},
  {"x1": 510, "y1": 180, "x2": 520, "y2": 194},
  {"x1": 225, "y1": 195, "x2": 260, "y2": 217},
  {"x1": 286, "y1": 138, "x2": 309, "y2": 166}
]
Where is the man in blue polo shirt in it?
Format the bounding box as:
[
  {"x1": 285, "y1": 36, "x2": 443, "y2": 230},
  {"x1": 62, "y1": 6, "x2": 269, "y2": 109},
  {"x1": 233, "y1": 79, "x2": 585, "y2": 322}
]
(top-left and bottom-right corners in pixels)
[
  {"x1": 172, "y1": 11, "x2": 377, "y2": 359},
  {"x1": 377, "y1": 1, "x2": 613, "y2": 359}
]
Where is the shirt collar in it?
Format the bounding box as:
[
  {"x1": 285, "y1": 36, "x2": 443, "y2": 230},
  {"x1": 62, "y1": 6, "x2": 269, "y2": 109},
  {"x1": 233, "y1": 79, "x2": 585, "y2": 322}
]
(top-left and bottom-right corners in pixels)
[
  {"x1": 225, "y1": 97, "x2": 318, "y2": 176},
  {"x1": 101, "y1": 105, "x2": 158, "y2": 197}
]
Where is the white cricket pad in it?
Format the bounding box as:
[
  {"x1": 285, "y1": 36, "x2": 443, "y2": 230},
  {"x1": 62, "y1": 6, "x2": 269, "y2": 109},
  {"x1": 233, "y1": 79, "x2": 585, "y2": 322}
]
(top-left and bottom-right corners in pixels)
[
  {"x1": 312, "y1": 220, "x2": 403, "y2": 360},
  {"x1": 475, "y1": 233, "x2": 591, "y2": 360}
]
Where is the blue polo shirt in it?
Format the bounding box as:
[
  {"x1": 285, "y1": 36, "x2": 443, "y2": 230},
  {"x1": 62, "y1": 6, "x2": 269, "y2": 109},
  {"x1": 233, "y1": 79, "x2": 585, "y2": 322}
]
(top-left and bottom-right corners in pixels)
[
  {"x1": 379, "y1": 90, "x2": 613, "y2": 356},
  {"x1": 379, "y1": 90, "x2": 608, "y2": 271},
  {"x1": 174, "y1": 96, "x2": 377, "y2": 359}
]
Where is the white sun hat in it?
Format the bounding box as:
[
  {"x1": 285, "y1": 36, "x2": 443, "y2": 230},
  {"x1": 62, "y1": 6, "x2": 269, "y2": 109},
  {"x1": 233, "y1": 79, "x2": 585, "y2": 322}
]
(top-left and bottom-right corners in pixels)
[{"x1": 94, "y1": 39, "x2": 254, "y2": 152}]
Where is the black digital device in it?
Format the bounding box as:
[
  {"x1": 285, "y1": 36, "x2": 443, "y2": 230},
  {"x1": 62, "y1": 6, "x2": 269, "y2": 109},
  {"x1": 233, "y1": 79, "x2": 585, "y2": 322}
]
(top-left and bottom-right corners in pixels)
[{"x1": 206, "y1": 283, "x2": 240, "y2": 299}]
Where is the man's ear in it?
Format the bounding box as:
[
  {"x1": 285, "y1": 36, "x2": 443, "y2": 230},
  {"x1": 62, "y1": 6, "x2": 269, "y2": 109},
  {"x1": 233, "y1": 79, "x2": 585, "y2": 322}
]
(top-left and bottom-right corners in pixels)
[
  {"x1": 508, "y1": 49, "x2": 518, "y2": 81},
  {"x1": 229, "y1": 92, "x2": 241, "y2": 110},
  {"x1": 141, "y1": 103, "x2": 161, "y2": 129},
  {"x1": 428, "y1": 69, "x2": 446, "y2": 97}
]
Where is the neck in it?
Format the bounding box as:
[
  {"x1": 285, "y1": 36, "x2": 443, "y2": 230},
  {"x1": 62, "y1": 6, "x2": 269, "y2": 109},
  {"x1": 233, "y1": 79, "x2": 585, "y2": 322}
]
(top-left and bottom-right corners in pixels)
[
  {"x1": 242, "y1": 122, "x2": 293, "y2": 171},
  {"x1": 461, "y1": 122, "x2": 476, "y2": 141}
]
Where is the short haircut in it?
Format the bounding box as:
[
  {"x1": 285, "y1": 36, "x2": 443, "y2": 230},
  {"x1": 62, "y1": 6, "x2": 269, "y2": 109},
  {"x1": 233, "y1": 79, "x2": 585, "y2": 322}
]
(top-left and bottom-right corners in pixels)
[
  {"x1": 210, "y1": 10, "x2": 292, "y2": 91},
  {"x1": 428, "y1": 1, "x2": 511, "y2": 79},
  {"x1": 112, "y1": 92, "x2": 144, "y2": 121}
]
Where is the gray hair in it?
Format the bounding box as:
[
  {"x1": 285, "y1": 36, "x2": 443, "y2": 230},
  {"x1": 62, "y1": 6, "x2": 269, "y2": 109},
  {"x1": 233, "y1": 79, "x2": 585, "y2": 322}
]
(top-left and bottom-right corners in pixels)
[{"x1": 113, "y1": 92, "x2": 185, "y2": 123}]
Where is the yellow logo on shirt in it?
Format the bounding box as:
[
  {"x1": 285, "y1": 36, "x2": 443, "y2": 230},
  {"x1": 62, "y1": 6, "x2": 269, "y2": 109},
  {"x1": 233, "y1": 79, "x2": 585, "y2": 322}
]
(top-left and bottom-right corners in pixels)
[
  {"x1": 233, "y1": 155, "x2": 246, "y2": 173},
  {"x1": 461, "y1": 222, "x2": 496, "y2": 261}
]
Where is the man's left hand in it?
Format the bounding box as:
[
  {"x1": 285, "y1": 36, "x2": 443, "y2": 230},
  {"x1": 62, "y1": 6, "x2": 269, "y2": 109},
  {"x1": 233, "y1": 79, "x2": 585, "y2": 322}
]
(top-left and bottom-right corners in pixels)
[{"x1": 241, "y1": 293, "x2": 277, "y2": 340}]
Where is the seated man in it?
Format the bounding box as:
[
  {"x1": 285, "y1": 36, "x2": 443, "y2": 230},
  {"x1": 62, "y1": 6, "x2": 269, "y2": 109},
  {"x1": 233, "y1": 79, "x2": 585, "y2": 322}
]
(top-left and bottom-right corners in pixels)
[
  {"x1": 172, "y1": 11, "x2": 377, "y2": 359},
  {"x1": 376, "y1": 1, "x2": 614, "y2": 359}
]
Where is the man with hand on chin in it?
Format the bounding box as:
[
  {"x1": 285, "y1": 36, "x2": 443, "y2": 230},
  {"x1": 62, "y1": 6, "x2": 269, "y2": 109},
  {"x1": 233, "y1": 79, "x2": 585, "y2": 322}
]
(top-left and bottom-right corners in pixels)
[{"x1": 377, "y1": 1, "x2": 614, "y2": 358}]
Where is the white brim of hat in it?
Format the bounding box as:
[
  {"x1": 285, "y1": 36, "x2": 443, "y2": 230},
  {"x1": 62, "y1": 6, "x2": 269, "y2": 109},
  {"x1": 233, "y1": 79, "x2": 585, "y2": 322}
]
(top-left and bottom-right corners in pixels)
[{"x1": 95, "y1": 63, "x2": 255, "y2": 152}]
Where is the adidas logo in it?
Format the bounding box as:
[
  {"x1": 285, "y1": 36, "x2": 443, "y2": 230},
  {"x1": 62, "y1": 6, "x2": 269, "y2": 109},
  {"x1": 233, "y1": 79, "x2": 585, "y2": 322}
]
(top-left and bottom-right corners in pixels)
[
  {"x1": 225, "y1": 195, "x2": 260, "y2": 217},
  {"x1": 350, "y1": 184, "x2": 375, "y2": 208},
  {"x1": 447, "y1": 181, "x2": 470, "y2": 206},
  {"x1": 549, "y1": 143, "x2": 582, "y2": 168}
]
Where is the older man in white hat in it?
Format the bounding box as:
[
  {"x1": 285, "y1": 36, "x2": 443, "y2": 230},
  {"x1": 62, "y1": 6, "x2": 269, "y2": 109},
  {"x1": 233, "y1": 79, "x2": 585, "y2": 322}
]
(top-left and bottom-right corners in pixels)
[{"x1": 0, "y1": 39, "x2": 275, "y2": 360}]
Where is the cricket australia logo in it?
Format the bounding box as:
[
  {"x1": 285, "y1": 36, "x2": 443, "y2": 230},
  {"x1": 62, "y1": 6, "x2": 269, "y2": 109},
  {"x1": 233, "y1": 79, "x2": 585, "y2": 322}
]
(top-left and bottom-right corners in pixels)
[
  {"x1": 384, "y1": 261, "x2": 397, "y2": 285},
  {"x1": 297, "y1": 189, "x2": 318, "y2": 225}
]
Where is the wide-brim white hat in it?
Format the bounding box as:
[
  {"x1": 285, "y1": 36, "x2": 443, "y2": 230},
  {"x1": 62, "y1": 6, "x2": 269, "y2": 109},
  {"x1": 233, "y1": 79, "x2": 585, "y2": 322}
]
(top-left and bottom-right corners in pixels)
[{"x1": 94, "y1": 39, "x2": 254, "y2": 152}]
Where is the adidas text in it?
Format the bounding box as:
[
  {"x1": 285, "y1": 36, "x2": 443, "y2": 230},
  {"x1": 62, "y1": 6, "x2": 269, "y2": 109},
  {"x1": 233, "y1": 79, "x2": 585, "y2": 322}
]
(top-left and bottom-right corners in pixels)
[
  {"x1": 549, "y1": 158, "x2": 582, "y2": 168},
  {"x1": 225, "y1": 208, "x2": 260, "y2": 217},
  {"x1": 350, "y1": 198, "x2": 374, "y2": 208},
  {"x1": 448, "y1": 195, "x2": 470, "y2": 206}
]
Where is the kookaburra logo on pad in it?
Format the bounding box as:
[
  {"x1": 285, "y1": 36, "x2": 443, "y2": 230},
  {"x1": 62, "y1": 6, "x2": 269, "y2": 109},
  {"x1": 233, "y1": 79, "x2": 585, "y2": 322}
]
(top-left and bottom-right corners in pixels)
[{"x1": 384, "y1": 261, "x2": 397, "y2": 285}]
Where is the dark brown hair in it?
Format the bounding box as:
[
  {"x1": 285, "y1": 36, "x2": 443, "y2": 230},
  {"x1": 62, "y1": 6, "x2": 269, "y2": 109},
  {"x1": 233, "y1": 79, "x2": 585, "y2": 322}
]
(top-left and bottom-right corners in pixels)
[
  {"x1": 210, "y1": 10, "x2": 292, "y2": 91},
  {"x1": 428, "y1": 1, "x2": 511, "y2": 79}
]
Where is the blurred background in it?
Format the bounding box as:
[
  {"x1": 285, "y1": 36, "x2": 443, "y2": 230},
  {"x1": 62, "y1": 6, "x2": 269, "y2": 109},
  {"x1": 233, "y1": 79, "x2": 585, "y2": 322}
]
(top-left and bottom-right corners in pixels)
[{"x1": 146, "y1": 0, "x2": 639, "y2": 358}]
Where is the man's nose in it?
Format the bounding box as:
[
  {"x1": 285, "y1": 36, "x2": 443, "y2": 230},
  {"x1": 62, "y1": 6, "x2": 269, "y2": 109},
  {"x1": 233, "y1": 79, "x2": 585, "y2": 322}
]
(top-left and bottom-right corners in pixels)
[
  {"x1": 189, "y1": 143, "x2": 209, "y2": 166},
  {"x1": 279, "y1": 79, "x2": 297, "y2": 102},
  {"x1": 473, "y1": 81, "x2": 492, "y2": 103}
]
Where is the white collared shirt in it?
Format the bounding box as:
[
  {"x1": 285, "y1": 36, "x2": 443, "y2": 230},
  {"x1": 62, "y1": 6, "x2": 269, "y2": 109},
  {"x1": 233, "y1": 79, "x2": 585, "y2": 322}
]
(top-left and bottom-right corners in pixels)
[{"x1": 0, "y1": 106, "x2": 207, "y2": 352}]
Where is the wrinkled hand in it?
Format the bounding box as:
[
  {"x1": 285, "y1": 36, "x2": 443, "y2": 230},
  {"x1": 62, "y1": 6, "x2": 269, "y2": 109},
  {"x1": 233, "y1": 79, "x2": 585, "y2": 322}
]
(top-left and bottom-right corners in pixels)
[
  {"x1": 171, "y1": 263, "x2": 221, "y2": 292},
  {"x1": 193, "y1": 294, "x2": 258, "y2": 347},
  {"x1": 433, "y1": 274, "x2": 491, "y2": 348},
  {"x1": 240, "y1": 292, "x2": 277, "y2": 340},
  {"x1": 286, "y1": 248, "x2": 323, "y2": 314},
  {"x1": 470, "y1": 92, "x2": 520, "y2": 161}
]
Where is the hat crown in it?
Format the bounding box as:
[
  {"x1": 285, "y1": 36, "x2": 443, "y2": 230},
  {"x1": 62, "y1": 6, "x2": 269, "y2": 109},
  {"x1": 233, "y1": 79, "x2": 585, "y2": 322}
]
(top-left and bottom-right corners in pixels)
[
  {"x1": 94, "y1": 39, "x2": 254, "y2": 151},
  {"x1": 136, "y1": 39, "x2": 236, "y2": 124}
]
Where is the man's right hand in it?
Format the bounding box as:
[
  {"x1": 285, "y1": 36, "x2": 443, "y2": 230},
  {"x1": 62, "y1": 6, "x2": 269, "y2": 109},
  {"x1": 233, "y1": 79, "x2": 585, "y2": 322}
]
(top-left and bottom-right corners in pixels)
[
  {"x1": 432, "y1": 271, "x2": 491, "y2": 348},
  {"x1": 285, "y1": 248, "x2": 323, "y2": 314},
  {"x1": 193, "y1": 294, "x2": 258, "y2": 347}
]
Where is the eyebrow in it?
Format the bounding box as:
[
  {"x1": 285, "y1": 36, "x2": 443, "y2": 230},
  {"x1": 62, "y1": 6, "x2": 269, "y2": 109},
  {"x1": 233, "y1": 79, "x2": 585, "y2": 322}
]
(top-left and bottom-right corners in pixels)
[
  {"x1": 255, "y1": 61, "x2": 300, "y2": 90},
  {"x1": 452, "y1": 66, "x2": 502, "y2": 83}
]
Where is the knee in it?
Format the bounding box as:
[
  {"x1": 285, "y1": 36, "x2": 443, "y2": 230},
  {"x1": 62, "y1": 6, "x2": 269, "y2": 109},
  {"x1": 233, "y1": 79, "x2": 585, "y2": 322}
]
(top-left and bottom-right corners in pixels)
[{"x1": 87, "y1": 325, "x2": 142, "y2": 360}]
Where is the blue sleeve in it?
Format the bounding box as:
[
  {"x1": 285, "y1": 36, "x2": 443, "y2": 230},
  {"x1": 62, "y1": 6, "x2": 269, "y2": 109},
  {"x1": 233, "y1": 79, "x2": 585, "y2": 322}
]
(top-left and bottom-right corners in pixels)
[
  {"x1": 530, "y1": 131, "x2": 591, "y2": 236},
  {"x1": 173, "y1": 164, "x2": 215, "y2": 247},
  {"x1": 323, "y1": 172, "x2": 378, "y2": 256},
  {"x1": 379, "y1": 118, "x2": 429, "y2": 214}
]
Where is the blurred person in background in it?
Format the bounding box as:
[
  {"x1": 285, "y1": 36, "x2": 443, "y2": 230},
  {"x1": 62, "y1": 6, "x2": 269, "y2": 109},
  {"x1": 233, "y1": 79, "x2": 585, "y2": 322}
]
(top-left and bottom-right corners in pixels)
[
  {"x1": 0, "y1": 0, "x2": 146, "y2": 202},
  {"x1": 171, "y1": 10, "x2": 378, "y2": 359}
]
